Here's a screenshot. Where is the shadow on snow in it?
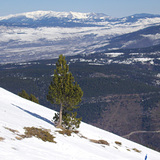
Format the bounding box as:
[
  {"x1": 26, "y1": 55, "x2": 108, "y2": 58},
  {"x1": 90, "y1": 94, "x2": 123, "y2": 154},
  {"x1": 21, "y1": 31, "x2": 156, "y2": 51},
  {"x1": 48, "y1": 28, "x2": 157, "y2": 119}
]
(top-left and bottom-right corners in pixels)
[{"x1": 12, "y1": 103, "x2": 55, "y2": 126}]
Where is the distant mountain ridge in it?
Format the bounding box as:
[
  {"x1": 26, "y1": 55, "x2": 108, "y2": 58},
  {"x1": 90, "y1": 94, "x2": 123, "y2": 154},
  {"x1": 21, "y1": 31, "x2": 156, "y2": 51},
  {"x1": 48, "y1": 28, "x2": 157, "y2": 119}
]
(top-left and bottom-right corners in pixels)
[
  {"x1": 0, "y1": 10, "x2": 160, "y2": 27},
  {"x1": 0, "y1": 11, "x2": 111, "y2": 20},
  {"x1": 0, "y1": 10, "x2": 113, "y2": 27}
]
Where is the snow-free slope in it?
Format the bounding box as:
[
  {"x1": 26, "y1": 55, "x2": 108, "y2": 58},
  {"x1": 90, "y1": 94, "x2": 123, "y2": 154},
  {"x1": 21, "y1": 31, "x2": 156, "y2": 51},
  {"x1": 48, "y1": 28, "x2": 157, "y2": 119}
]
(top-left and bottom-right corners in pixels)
[{"x1": 0, "y1": 87, "x2": 159, "y2": 160}]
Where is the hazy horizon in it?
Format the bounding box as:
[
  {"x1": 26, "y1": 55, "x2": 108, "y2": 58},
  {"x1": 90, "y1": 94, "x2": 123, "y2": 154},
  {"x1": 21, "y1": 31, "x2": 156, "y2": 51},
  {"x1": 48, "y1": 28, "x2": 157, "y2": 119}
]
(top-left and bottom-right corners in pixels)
[{"x1": 0, "y1": 0, "x2": 160, "y2": 18}]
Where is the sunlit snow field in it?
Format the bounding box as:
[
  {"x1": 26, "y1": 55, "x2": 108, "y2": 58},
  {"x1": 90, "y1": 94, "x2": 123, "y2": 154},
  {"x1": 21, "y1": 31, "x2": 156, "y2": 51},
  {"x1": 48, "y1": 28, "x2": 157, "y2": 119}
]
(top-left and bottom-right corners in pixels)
[{"x1": 0, "y1": 87, "x2": 160, "y2": 160}]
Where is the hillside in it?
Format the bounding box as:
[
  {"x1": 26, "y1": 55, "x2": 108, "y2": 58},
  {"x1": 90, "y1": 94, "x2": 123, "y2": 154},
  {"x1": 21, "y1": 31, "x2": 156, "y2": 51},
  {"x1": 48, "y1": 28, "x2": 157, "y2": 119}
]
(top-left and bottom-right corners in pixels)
[
  {"x1": 1, "y1": 54, "x2": 160, "y2": 151},
  {"x1": 0, "y1": 87, "x2": 160, "y2": 160}
]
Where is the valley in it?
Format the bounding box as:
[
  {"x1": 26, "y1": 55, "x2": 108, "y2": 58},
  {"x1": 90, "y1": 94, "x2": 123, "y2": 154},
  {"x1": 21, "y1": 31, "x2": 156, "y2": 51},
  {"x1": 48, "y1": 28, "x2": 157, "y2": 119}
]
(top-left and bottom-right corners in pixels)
[{"x1": 1, "y1": 53, "x2": 160, "y2": 151}]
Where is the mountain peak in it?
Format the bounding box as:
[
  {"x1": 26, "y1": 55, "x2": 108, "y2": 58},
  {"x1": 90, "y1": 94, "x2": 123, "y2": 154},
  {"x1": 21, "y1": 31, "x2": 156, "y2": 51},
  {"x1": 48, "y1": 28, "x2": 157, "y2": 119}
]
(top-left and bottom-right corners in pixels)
[
  {"x1": 0, "y1": 10, "x2": 114, "y2": 28},
  {"x1": 0, "y1": 10, "x2": 111, "y2": 21}
]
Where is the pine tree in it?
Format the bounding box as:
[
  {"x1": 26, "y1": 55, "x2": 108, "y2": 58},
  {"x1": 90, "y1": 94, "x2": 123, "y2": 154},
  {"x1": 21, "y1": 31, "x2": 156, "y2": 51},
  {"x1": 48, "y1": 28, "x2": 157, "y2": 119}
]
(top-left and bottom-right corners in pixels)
[
  {"x1": 18, "y1": 90, "x2": 30, "y2": 100},
  {"x1": 18, "y1": 90, "x2": 39, "y2": 104},
  {"x1": 29, "y1": 94, "x2": 39, "y2": 104},
  {"x1": 47, "y1": 54, "x2": 83, "y2": 128}
]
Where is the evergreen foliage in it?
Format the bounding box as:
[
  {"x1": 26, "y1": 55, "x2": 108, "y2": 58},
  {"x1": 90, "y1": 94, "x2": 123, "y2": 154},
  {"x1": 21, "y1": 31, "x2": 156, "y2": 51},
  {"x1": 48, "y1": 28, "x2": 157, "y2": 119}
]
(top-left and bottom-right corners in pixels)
[
  {"x1": 47, "y1": 54, "x2": 83, "y2": 129},
  {"x1": 53, "y1": 111, "x2": 82, "y2": 130},
  {"x1": 18, "y1": 90, "x2": 39, "y2": 104},
  {"x1": 18, "y1": 89, "x2": 30, "y2": 100},
  {"x1": 29, "y1": 94, "x2": 40, "y2": 104}
]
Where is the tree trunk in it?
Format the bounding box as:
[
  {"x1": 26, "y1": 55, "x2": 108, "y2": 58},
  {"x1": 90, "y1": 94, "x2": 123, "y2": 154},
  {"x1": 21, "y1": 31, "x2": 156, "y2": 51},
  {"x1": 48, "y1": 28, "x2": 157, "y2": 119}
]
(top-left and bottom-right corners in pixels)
[{"x1": 57, "y1": 103, "x2": 63, "y2": 128}]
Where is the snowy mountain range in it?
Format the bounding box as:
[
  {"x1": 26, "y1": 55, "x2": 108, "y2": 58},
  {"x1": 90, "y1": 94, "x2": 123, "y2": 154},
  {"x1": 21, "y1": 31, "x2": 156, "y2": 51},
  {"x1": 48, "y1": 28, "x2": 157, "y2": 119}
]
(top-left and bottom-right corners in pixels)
[
  {"x1": 0, "y1": 11, "x2": 113, "y2": 27},
  {"x1": 0, "y1": 11, "x2": 160, "y2": 64},
  {"x1": 1, "y1": 11, "x2": 160, "y2": 27},
  {"x1": 0, "y1": 87, "x2": 160, "y2": 159}
]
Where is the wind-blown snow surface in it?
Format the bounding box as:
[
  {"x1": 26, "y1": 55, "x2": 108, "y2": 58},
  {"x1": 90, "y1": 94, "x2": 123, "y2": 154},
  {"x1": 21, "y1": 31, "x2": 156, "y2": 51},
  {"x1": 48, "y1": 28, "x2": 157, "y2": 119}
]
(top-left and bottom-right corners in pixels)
[{"x1": 0, "y1": 88, "x2": 159, "y2": 160}]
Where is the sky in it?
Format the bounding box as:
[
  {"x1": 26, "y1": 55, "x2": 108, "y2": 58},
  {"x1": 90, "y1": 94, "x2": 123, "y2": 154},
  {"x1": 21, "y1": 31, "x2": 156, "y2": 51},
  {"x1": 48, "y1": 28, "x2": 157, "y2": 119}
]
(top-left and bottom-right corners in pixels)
[{"x1": 0, "y1": 0, "x2": 160, "y2": 18}]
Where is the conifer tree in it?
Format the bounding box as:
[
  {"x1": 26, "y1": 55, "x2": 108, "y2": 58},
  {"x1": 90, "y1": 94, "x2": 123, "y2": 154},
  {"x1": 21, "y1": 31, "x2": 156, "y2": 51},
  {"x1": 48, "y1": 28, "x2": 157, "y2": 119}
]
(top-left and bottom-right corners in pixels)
[
  {"x1": 18, "y1": 90, "x2": 39, "y2": 104},
  {"x1": 29, "y1": 94, "x2": 40, "y2": 104},
  {"x1": 18, "y1": 89, "x2": 30, "y2": 100},
  {"x1": 47, "y1": 54, "x2": 83, "y2": 128}
]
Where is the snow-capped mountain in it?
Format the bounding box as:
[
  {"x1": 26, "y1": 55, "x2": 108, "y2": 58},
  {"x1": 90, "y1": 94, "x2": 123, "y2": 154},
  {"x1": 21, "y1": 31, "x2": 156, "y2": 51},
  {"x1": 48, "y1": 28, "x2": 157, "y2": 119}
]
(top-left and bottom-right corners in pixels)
[
  {"x1": 0, "y1": 10, "x2": 111, "y2": 21},
  {"x1": 119, "y1": 13, "x2": 160, "y2": 23},
  {"x1": 0, "y1": 87, "x2": 160, "y2": 160},
  {"x1": 0, "y1": 10, "x2": 114, "y2": 27},
  {"x1": 1, "y1": 11, "x2": 160, "y2": 27},
  {"x1": 0, "y1": 11, "x2": 160, "y2": 64}
]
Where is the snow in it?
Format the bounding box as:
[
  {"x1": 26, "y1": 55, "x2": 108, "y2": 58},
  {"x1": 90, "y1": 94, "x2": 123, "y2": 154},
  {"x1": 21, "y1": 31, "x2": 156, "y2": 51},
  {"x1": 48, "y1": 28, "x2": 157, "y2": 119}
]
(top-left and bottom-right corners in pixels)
[
  {"x1": 105, "y1": 53, "x2": 124, "y2": 57},
  {"x1": 0, "y1": 10, "x2": 110, "y2": 21},
  {"x1": 0, "y1": 25, "x2": 148, "y2": 64},
  {"x1": 141, "y1": 33, "x2": 160, "y2": 40},
  {"x1": 0, "y1": 87, "x2": 160, "y2": 160},
  {"x1": 157, "y1": 73, "x2": 160, "y2": 78},
  {"x1": 122, "y1": 40, "x2": 137, "y2": 48}
]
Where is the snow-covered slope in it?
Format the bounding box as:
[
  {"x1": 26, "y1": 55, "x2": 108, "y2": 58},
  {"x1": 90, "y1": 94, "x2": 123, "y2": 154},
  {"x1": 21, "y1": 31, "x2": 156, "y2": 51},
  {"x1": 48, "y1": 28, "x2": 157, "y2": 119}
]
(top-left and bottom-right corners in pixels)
[{"x1": 0, "y1": 87, "x2": 159, "y2": 160}]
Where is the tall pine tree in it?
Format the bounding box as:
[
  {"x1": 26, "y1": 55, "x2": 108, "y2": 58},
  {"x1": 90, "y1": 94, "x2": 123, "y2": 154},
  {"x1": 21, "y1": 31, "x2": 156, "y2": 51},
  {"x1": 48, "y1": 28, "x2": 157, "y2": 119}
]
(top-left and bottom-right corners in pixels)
[{"x1": 47, "y1": 54, "x2": 83, "y2": 128}]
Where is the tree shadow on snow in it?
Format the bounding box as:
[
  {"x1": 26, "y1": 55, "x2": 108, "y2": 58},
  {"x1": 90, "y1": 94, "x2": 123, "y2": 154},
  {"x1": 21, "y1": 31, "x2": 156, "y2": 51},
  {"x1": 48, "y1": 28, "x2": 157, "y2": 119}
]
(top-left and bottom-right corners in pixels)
[{"x1": 12, "y1": 104, "x2": 55, "y2": 126}]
